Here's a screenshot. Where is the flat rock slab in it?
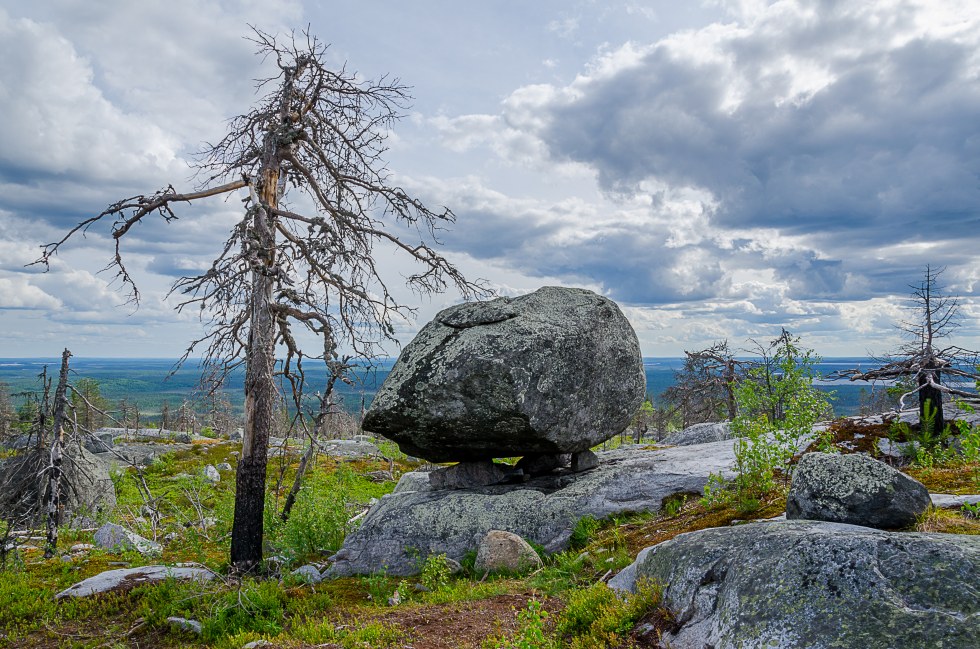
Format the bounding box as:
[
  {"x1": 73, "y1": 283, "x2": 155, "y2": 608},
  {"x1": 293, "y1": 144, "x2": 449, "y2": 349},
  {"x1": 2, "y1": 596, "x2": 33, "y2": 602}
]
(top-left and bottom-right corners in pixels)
[
  {"x1": 322, "y1": 439, "x2": 380, "y2": 458},
  {"x1": 56, "y1": 565, "x2": 217, "y2": 599},
  {"x1": 931, "y1": 493, "x2": 980, "y2": 509},
  {"x1": 328, "y1": 440, "x2": 737, "y2": 576},
  {"x1": 610, "y1": 520, "x2": 980, "y2": 649},
  {"x1": 96, "y1": 442, "x2": 194, "y2": 468}
]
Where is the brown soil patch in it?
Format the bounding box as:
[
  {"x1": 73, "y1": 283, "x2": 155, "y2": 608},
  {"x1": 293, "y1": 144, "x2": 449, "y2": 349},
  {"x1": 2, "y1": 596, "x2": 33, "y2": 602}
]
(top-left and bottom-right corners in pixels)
[{"x1": 363, "y1": 593, "x2": 563, "y2": 649}]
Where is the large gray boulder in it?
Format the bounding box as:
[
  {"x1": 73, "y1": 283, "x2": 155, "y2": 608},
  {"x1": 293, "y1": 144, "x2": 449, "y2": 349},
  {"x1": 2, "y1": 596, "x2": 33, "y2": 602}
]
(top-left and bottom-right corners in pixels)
[
  {"x1": 328, "y1": 440, "x2": 737, "y2": 576},
  {"x1": 787, "y1": 452, "x2": 931, "y2": 529},
  {"x1": 609, "y1": 520, "x2": 980, "y2": 648},
  {"x1": 363, "y1": 287, "x2": 646, "y2": 462}
]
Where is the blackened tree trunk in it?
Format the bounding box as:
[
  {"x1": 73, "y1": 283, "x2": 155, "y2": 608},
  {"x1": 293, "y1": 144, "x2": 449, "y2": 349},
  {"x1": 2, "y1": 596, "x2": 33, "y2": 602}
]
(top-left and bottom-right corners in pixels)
[
  {"x1": 44, "y1": 348, "x2": 71, "y2": 558},
  {"x1": 918, "y1": 364, "x2": 944, "y2": 433}
]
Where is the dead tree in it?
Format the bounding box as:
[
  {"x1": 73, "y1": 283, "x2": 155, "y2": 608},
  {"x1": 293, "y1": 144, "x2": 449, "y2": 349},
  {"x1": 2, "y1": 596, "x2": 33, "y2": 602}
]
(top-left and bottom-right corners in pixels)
[
  {"x1": 837, "y1": 266, "x2": 980, "y2": 431},
  {"x1": 661, "y1": 341, "x2": 752, "y2": 426},
  {"x1": 44, "y1": 349, "x2": 71, "y2": 558},
  {"x1": 34, "y1": 27, "x2": 486, "y2": 573}
]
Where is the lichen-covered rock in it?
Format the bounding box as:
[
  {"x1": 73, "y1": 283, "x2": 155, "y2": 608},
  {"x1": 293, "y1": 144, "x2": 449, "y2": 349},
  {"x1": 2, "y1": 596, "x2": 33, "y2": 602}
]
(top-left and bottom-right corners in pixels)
[
  {"x1": 94, "y1": 523, "x2": 162, "y2": 556},
  {"x1": 56, "y1": 565, "x2": 216, "y2": 599},
  {"x1": 609, "y1": 520, "x2": 980, "y2": 649},
  {"x1": 661, "y1": 422, "x2": 732, "y2": 446},
  {"x1": 474, "y1": 530, "x2": 543, "y2": 574},
  {"x1": 787, "y1": 452, "x2": 931, "y2": 528},
  {"x1": 328, "y1": 440, "x2": 738, "y2": 576},
  {"x1": 363, "y1": 286, "x2": 645, "y2": 462}
]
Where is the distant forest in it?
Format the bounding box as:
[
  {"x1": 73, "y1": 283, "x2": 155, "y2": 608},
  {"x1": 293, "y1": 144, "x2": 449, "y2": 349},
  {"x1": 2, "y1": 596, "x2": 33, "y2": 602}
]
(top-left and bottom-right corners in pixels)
[{"x1": 0, "y1": 357, "x2": 887, "y2": 423}]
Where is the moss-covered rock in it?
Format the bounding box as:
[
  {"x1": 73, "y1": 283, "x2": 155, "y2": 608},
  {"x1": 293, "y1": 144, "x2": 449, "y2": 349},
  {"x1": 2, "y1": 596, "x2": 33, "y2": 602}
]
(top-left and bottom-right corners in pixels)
[
  {"x1": 787, "y1": 452, "x2": 931, "y2": 528},
  {"x1": 610, "y1": 520, "x2": 980, "y2": 648}
]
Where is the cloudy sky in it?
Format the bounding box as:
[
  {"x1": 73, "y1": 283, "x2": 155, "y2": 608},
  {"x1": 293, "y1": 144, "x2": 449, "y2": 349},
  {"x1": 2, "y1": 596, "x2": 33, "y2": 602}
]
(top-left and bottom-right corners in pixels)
[{"x1": 1, "y1": 0, "x2": 978, "y2": 358}]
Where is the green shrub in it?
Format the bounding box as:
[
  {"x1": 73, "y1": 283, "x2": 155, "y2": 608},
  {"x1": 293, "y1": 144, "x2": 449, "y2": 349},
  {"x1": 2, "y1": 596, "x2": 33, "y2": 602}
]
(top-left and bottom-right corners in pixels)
[
  {"x1": 487, "y1": 598, "x2": 554, "y2": 649},
  {"x1": 419, "y1": 553, "x2": 453, "y2": 592},
  {"x1": 569, "y1": 515, "x2": 600, "y2": 549},
  {"x1": 555, "y1": 579, "x2": 663, "y2": 648}
]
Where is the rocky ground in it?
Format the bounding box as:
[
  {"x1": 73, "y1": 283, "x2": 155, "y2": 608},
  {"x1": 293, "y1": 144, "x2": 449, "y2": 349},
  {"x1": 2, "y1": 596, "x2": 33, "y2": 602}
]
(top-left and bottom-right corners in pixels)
[{"x1": 1, "y1": 411, "x2": 979, "y2": 648}]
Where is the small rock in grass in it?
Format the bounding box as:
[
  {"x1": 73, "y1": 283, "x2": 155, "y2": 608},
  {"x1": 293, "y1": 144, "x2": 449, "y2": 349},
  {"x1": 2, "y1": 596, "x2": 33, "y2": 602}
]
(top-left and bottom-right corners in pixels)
[
  {"x1": 93, "y1": 523, "x2": 162, "y2": 556},
  {"x1": 203, "y1": 465, "x2": 221, "y2": 483},
  {"x1": 166, "y1": 617, "x2": 202, "y2": 635},
  {"x1": 474, "y1": 530, "x2": 543, "y2": 574},
  {"x1": 290, "y1": 564, "x2": 323, "y2": 584},
  {"x1": 216, "y1": 462, "x2": 233, "y2": 472}
]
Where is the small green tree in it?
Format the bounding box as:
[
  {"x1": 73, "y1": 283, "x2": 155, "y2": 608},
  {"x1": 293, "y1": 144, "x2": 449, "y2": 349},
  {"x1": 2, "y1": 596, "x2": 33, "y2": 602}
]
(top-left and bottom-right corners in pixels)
[
  {"x1": 730, "y1": 330, "x2": 833, "y2": 501},
  {"x1": 71, "y1": 377, "x2": 110, "y2": 432}
]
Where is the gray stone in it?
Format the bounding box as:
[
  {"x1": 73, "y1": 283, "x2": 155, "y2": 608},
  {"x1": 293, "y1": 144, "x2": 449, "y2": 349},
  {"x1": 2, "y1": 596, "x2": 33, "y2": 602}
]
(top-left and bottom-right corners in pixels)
[
  {"x1": 96, "y1": 442, "x2": 193, "y2": 469},
  {"x1": 474, "y1": 530, "x2": 543, "y2": 574},
  {"x1": 290, "y1": 564, "x2": 323, "y2": 584},
  {"x1": 323, "y1": 439, "x2": 379, "y2": 458},
  {"x1": 363, "y1": 286, "x2": 645, "y2": 462},
  {"x1": 429, "y1": 461, "x2": 508, "y2": 489},
  {"x1": 328, "y1": 440, "x2": 737, "y2": 576},
  {"x1": 570, "y1": 450, "x2": 599, "y2": 472},
  {"x1": 203, "y1": 465, "x2": 221, "y2": 483},
  {"x1": 876, "y1": 437, "x2": 911, "y2": 460},
  {"x1": 515, "y1": 453, "x2": 570, "y2": 476},
  {"x1": 216, "y1": 462, "x2": 233, "y2": 472},
  {"x1": 83, "y1": 431, "x2": 115, "y2": 453},
  {"x1": 166, "y1": 617, "x2": 202, "y2": 635},
  {"x1": 56, "y1": 565, "x2": 216, "y2": 598},
  {"x1": 173, "y1": 432, "x2": 193, "y2": 443},
  {"x1": 609, "y1": 520, "x2": 980, "y2": 649},
  {"x1": 931, "y1": 493, "x2": 980, "y2": 509},
  {"x1": 661, "y1": 422, "x2": 732, "y2": 447},
  {"x1": 93, "y1": 523, "x2": 162, "y2": 556},
  {"x1": 787, "y1": 452, "x2": 931, "y2": 528},
  {"x1": 392, "y1": 471, "x2": 434, "y2": 494}
]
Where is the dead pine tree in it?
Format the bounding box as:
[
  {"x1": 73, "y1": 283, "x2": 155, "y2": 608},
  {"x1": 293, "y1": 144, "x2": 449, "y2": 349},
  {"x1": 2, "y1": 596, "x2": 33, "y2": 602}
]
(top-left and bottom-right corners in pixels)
[
  {"x1": 661, "y1": 341, "x2": 753, "y2": 426},
  {"x1": 837, "y1": 266, "x2": 980, "y2": 432},
  {"x1": 34, "y1": 27, "x2": 487, "y2": 573},
  {"x1": 44, "y1": 349, "x2": 72, "y2": 558}
]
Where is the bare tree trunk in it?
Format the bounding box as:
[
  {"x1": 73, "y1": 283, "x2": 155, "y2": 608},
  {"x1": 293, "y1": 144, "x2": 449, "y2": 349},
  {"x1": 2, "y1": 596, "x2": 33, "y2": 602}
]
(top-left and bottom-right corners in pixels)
[
  {"x1": 230, "y1": 145, "x2": 281, "y2": 572},
  {"x1": 919, "y1": 365, "x2": 944, "y2": 433},
  {"x1": 44, "y1": 348, "x2": 71, "y2": 558}
]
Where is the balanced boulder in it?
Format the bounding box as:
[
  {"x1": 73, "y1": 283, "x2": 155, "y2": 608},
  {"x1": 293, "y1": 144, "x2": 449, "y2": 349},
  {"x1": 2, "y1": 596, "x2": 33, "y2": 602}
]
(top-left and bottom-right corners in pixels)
[
  {"x1": 363, "y1": 286, "x2": 646, "y2": 462},
  {"x1": 787, "y1": 452, "x2": 931, "y2": 529}
]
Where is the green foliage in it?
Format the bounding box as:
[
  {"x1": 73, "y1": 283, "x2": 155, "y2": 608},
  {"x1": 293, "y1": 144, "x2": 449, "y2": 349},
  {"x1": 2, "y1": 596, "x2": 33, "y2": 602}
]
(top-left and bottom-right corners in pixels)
[
  {"x1": 569, "y1": 515, "x2": 600, "y2": 550},
  {"x1": 554, "y1": 579, "x2": 664, "y2": 648},
  {"x1": 891, "y1": 401, "x2": 958, "y2": 468},
  {"x1": 729, "y1": 331, "x2": 832, "y2": 502},
  {"x1": 265, "y1": 464, "x2": 367, "y2": 563},
  {"x1": 292, "y1": 616, "x2": 402, "y2": 647},
  {"x1": 419, "y1": 553, "x2": 453, "y2": 592},
  {"x1": 487, "y1": 598, "x2": 553, "y2": 649}
]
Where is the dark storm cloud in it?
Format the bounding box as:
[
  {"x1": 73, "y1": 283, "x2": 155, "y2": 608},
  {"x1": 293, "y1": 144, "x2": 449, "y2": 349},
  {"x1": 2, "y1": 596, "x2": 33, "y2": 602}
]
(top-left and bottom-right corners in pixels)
[{"x1": 542, "y1": 21, "x2": 980, "y2": 244}]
